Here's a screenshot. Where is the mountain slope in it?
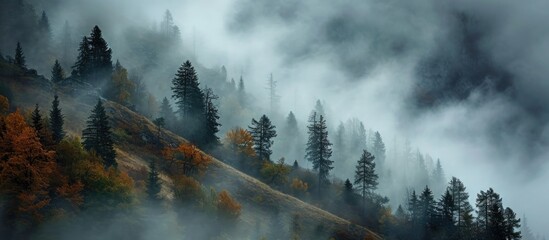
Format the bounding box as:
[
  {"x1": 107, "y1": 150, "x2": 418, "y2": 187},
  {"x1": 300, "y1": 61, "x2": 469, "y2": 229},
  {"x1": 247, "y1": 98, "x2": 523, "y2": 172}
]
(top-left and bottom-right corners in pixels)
[{"x1": 0, "y1": 66, "x2": 382, "y2": 240}]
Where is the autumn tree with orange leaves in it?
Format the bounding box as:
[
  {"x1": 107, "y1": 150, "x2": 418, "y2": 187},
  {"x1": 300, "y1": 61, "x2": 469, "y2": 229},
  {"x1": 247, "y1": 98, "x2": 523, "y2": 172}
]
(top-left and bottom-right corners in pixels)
[{"x1": 163, "y1": 143, "x2": 212, "y2": 176}]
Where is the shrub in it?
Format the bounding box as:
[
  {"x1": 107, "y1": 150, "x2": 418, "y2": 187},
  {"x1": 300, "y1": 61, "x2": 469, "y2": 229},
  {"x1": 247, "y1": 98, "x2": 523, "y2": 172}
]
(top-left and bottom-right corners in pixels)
[{"x1": 217, "y1": 190, "x2": 241, "y2": 218}]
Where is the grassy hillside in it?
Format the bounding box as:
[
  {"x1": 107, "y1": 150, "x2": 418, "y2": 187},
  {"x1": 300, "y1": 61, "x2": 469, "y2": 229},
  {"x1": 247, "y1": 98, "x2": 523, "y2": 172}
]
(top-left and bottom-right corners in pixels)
[{"x1": 0, "y1": 66, "x2": 382, "y2": 240}]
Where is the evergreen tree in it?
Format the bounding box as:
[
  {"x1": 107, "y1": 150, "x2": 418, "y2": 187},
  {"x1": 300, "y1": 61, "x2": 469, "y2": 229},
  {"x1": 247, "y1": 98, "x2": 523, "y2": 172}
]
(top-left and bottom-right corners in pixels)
[
  {"x1": 504, "y1": 207, "x2": 521, "y2": 240},
  {"x1": 159, "y1": 97, "x2": 176, "y2": 130},
  {"x1": 171, "y1": 60, "x2": 205, "y2": 141},
  {"x1": 238, "y1": 76, "x2": 246, "y2": 105},
  {"x1": 49, "y1": 95, "x2": 64, "y2": 143},
  {"x1": 372, "y1": 131, "x2": 386, "y2": 171},
  {"x1": 293, "y1": 160, "x2": 299, "y2": 169},
  {"x1": 267, "y1": 73, "x2": 279, "y2": 115},
  {"x1": 447, "y1": 177, "x2": 474, "y2": 238},
  {"x1": 203, "y1": 87, "x2": 221, "y2": 148},
  {"x1": 238, "y1": 76, "x2": 245, "y2": 92},
  {"x1": 38, "y1": 11, "x2": 51, "y2": 39},
  {"x1": 418, "y1": 186, "x2": 436, "y2": 236},
  {"x1": 476, "y1": 188, "x2": 502, "y2": 235},
  {"x1": 51, "y1": 60, "x2": 65, "y2": 83},
  {"x1": 408, "y1": 190, "x2": 420, "y2": 225},
  {"x1": 14, "y1": 42, "x2": 25, "y2": 68},
  {"x1": 438, "y1": 189, "x2": 456, "y2": 235},
  {"x1": 488, "y1": 201, "x2": 506, "y2": 240},
  {"x1": 343, "y1": 178, "x2": 355, "y2": 204},
  {"x1": 354, "y1": 149, "x2": 378, "y2": 209},
  {"x1": 31, "y1": 104, "x2": 43, "y2": 133},
  {"x1": 60, "y1": 20, "x2": 73, "y2": 67},
  {"x1": 314, "y1": 99, "x2": 325, "y2": 117},
  {"x1": 146, "y1": 160, "x2": 162, "y2": 201},
  {"x1": 72, "y1": 36, "x2": 91, "y2": 77},
  {"x1": 248, "y1": 114, "x2": 277, "y2": 161},
  {"x1": 88, "y1": 25, "x2": 113, "y2": 83},
  {"x1": 82, "y1": 99, "x2": 117, "y2": 168},
  {"x1": 305, "y1": 113, "x2": 333, "y2": 195},
  {"x1": 432, "y1": 159, "x2": 445, "y2": 195}
]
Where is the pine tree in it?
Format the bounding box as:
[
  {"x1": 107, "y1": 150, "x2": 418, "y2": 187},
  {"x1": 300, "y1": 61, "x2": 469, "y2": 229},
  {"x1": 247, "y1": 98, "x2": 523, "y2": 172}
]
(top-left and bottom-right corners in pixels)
[
  {"x1": 51, "y1": 60, "x2": 65, "y2": 83},
  {"x1": 238, "y1": 76, "x2": 246, "y2": 105},
  {"x1": 88, "y1": 25, "x2": 113, "y2": 83},
  {"x1": 432, "y1": 159, "x2": 445, "y2": 195},
  {"x1": 293, "y1": 160, "x2": 299, "y2": 169},
  {"x1": 266, "y1": 73, "x2": 279, "y2": 115},
  {"x1": 354, "y1": 149, "x2": 378, "y2": 209},
  {"x1": 447, "y1": 177, "x2": 474, "y2": 238},
  {"x1": 343, "y1": 178, "x2": 355, "y2": 204},
  {"x1": 488, "y1": 201, "x2": 506, "y2": 240},
  {"x1": 146, "y1": 160, "x2": 162, "y2": 201},
  {"x1": 305, "y1": 113, "x2": 333, "y2": 195},
  {"x1": 504, "y1": 207, "x2": 521, "y2": 240},
  {"x1": 418, "y1": 186, "x2": 436, "y2": 231},
  {"x1": 438, "y1": 189, "x2": 456, "y2": 237},
  {"x1": 14, "y1": 42, "x2": 25, "y2": 69},
  {"x1": 248, "y1": 114, "x2": 277, "y2": 161},
  {"x1": 31, "y1": 104, "x2": 48, "y2": 145},
  {"x1": 476, "y1": 188, "x2": 502, "y2": 235},
  {"x1": 159, "y1": 97, "x2": 176, "y2": 130},
  {"x1": 203, "y1": 87, "x2": 221, "y2": 148},
  {"x1": 171, "y1": 60, "x2": 205, "y2": 141},
  {"x1": 82, "y1": 99, "x2": 117, "y2": 168},
  {"x1": 408, "y1": 190, "x2": 420, "y2": 225},
  {"x1": 49, "y1": 95, "x2": 64, "y2": 143},
  {"x1": 72, "y1": 36, "x2": 91, "y2": 78},
  {"x1": 38, "y1": 11, "x2": 51, "y2": 39},
  {"x1": 372, "y1": 131, "x2": 386, "y2": 171}
]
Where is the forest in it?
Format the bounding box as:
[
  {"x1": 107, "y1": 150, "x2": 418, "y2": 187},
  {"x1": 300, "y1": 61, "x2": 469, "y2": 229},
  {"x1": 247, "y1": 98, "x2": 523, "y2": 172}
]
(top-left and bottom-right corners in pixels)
[{"x1": 0, "y1": 0, "x2": 547, "y2": 240}]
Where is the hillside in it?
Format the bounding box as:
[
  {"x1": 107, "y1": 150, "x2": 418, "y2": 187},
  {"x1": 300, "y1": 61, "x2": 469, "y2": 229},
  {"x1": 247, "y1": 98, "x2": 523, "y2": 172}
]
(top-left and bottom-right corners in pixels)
[{"x1": 0, "y1": 65, "x2": 381, "y2": 240}]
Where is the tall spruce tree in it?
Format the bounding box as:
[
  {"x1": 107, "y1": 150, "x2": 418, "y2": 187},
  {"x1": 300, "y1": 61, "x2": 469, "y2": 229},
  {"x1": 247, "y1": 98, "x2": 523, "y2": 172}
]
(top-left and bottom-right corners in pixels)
[
  {"x1": 477, "y1": 188, "x2": 504, "y2": 238},
  {"x1": 38, "y1": 11, "x2": 51, "y2": 39},
  {"x1": 146, "y1": 160, "x2": 162, "y2": 201},
  {"x1": 31, "y1": 104, "x2": 49, "y2": 145},
  {"x1": 49, "y1": 95, "x2": 64, "y2": 143},
  {"x1": 72, "y1": 36, "x2": 91, "y2": 77},
  {"x1": 203, "y1": 87, "x2": 221, "y2": 148},
  {"x1": 354, "y1": 149, "x2": 378, "y2": 209},
  {"x1": 305, "y1": 112, "x2": 333, "y2": 195},
  {"x1": 432, "y1": 159, "x2": 445, "y2": 195},
  {"x1": 248, "y1": 114, "x2": 277, "y2": 161},
  {"x1": 82, "y1": 99, "x2": 117, "y2": 168},
  {"x1": 503, "y1": 207, "x2": 521, "y2": 240},
  {"x1": 171, "y1": 60, "x2": 205, "y2": 141},
  {"x1": 372, "y1": 131, "x2": 386, "y2": 171},
  {"x1": 159, "y1": 97, "x2": 176, "y2": 130},
  {"x1": 51, "y1": 60, "x2": 65, "y2": 83},
  {"x1": 447, "y1": 177, "x2": 474, "y2": 238},
  {"x1": 14, "y1": 42, "x2": 25, "y2": 68},
  {"x1": 438, "y1": 189, "x2": 456, "y2": 237},
  {"x1": 418, "y1": 186, "x2": 436, "y2": 232},
  {"x1": 88, "y1": 25, "x2": 113, "y2": 84}
]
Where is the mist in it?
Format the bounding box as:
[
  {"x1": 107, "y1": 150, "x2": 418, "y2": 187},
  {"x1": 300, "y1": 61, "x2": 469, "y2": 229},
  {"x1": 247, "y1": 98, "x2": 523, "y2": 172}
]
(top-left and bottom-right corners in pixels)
[{"x1": 4, "y1": 0, "x2": 549, "y2": 237}]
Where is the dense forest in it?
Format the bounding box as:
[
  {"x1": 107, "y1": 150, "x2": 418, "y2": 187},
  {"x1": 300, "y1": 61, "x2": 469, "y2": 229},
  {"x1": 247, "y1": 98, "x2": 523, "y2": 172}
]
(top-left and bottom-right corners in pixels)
[{"x1": 0, "y1": 0, "x2": 547, "y2": 240}]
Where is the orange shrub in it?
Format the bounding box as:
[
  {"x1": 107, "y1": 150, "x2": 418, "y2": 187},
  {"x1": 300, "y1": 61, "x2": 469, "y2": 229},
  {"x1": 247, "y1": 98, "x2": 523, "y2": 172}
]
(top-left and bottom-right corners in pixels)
[
  {"x1": 173, "y1": 175, "x2": 203, "y2": 205},
  {"x1": 217, "y1": 190, "x2": 241, "y2": 218},
  {"x1": 291, "y1": 178, "x2": 309, "y2": 193}
]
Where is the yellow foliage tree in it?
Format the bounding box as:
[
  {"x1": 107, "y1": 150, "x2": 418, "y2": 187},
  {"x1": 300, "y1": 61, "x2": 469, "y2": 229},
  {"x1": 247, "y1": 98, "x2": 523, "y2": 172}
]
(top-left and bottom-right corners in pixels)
[
  {"x1": 260, "y1": 158, "x2": 291, "y2": 186},
  {"x1": 224, "y1": 127, "x2": 255, "y2": 157}
]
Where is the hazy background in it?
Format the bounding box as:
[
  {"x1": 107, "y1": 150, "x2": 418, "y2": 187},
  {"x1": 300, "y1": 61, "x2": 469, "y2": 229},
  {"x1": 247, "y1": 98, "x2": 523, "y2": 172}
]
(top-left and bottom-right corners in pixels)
[{"x1": 26, "y1": 0, "x2": 549, "y2": 236}]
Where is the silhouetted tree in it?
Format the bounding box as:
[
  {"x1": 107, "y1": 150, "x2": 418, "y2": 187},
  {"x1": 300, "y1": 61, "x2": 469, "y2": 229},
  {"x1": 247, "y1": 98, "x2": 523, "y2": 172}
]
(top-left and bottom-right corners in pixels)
[
  {"x1": 372, "y1": 131, "x2": 386, "y2": 170},
  {"x1": 49, "y1": 95, "x2": 64, "y2": 143},
  {"x1": 418, "y1": 186, "x2": 436, "y2": 239},
  {"x1": 72, "y1": 36, "x2": 90, "y2": 77},
  {"x1": 354, "y1": 149, "x2": 377, "y2": 209},
  {"x1": 171, "y1": 60, "x2": 205, "y2": 142},
  {"x1": 343, "y1": 178, "x2": 355, "y2": 205},
  {"x1": 82, "y1": 99, "x2": 117, "y2": 168},
  {"x1": 51, "y1": 60, "x2": 65, "y2": 84},
  {"x1": 248, "y1": 114, "x2": 277, "y2": 161},
  {"x1": 305, "y1": 112, "x2": 333, "y2": 195},
  {"x1": 504, "y1": 207, "x2": 521, "y2": 240},
  {"x1": 203, "y1": 87, "x2": 221, "y2": 148},
  {"x1": 159, "y1": 97, "x2": 176, "y2": 130},
  {"x1": 448, "y1": 177, "x2": 474, "y2": 238},
  {"x1": 14, "y1": 42, "x2": 25, "y2": 68},
  {"x1": 88, "y1": 25, "x2": 113, "y2": 84}
]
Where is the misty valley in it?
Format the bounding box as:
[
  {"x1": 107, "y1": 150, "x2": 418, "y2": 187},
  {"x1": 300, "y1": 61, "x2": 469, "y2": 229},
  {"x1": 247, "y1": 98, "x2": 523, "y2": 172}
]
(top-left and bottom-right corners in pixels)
[{"x1": 0, "y1": 0, "x2": 547, "y2": 240}]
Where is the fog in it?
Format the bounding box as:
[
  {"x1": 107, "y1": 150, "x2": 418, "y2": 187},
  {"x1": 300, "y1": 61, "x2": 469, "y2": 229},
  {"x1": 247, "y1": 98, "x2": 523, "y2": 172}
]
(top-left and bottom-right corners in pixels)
[{"x1": 24, "y1": 0, "x2": 549, "y2": 237}]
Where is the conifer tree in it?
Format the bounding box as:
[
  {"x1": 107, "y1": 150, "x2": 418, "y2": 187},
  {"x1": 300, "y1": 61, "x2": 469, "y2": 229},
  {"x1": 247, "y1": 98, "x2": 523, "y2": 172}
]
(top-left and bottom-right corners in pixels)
[
  {"x1": 72, "y1": 36, "x2": 90, "y2": 77},
  {"x1": 447, "y1": 177, "x2": 473, "y2": 237},
  {"x1": 14, "y1": 42, "x2": 25, "y2": 69},
  {"x1": 159, "y1": 97, "x2": 176, "y2": 130},
  {"x1": 305, "y1": 113, "x2": 333, "y2": 195},
  {"x1": 503, "y1": 207, "x2": 521, "y2": 240},
  {"x1": 372, "y1": 131, "x2": 386, "y2": 171},
  {"x1": 432, "y1": 159, "x2": 445, "y2": 195},
  {"x1": 408, "y1": 190, "x2": 420, "y2": 225},
  {"x1": 31, "y1": 104, "x2": 49, "y2": 145},
  {"x1": 354, "y1": 149, "x2": 378, "y2": 208},
  {"x1": 82, "y1": 99, "x2": 117, "y2": 168},
  {"x1": 171, "y1": 60, "x2": 205, "y2": 141},
  {"x1": 51, "y1": 60, "x2": 65, "y2": 83},
  {"x1": 238, "y1": 76, "x2": 246, "y2": 105},
  {"x1": 343, "y1": 178, "x2": 355, "y2": 204},
  {"x1": 146, "y1": 160, "x2": 162, "y2": 201},
  {"x1": 49, "y1": 95, "x2": 64, "y2": 143},
  {"x1": 38, "y1": 11, "x2": 51, "y2": 39},
  {"x1": 88, "y1": 25, "x2": 113, "y2": 83},
  {"x1": 438, "y1": 189, "x2": 456, "y2": 238},
  {"x1": 476, "y1": 188, "x2": 502, "y2": 234},
  {"x1": 203, "y1": 87, "x2": 221, "y2": 148},
  {"x1": 248, "y1": 114, "x2": 277, "y2": 161},
  {"x1": 418, "y1": 186, "x2": 436, "y2": 230}
]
